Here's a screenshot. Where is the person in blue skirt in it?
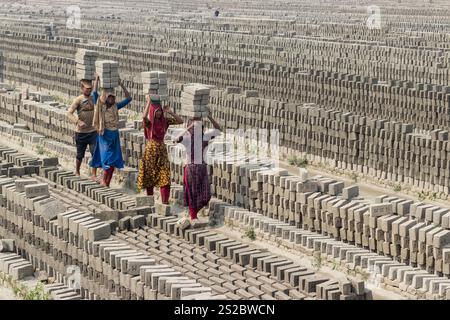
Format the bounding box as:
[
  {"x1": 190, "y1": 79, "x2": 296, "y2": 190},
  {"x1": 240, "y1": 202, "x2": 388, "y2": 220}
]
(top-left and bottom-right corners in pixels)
[{"x1": 90, "y1": 79, "x2": 132, "y2": 187}]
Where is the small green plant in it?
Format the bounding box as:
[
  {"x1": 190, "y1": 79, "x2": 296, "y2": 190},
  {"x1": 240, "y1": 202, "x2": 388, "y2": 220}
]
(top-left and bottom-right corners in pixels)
[
  {"x1": 22, "y1": 282, "x2": 50, "y2": 300},
  {"x1": 332, "y1": 260, "x2": 339, "y2": 270},
  {"x1": 0, "y1": 272, "x2": 49, "y2": 300},
  {"x1": 349, "y1": 172, "x2": 358, "y2": 182},
  {"x1": 312, "y1": 252, "x2": 322, "y2": 271},
  {"x1": 225, "y1": 219, "x2": 236, "y2": 230},
  {"x1": 288, "y1": 155, "x2": 308, "y2": 168},
  {"x1": 287, "y1": 155, "x2": 297, "y2": 166},
  {"x1": 35, "y1": 145, "x2": 45, "y2": 155},
  {"x1": 243, "y1": 226, "x2": 256, "y2": 241},
  {"x1": 417, "y1": 192, "x2": 426, "y2": 201},
  {"x1": 392, "y1": 184, "x2": 401, "y2": 192},
  {"x1": 275, "y1": 237, "x2": 283, "y2": 247},
  {"x1": 296, "y1": 157, "x2": 308, "y2": 167}
]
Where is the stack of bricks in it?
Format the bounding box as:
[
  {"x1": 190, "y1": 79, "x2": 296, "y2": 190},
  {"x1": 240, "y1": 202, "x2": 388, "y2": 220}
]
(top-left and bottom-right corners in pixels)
[
  {"x1": 0, "y1": 50, "x2": 3, "y2": 82},
  {"x1": 167, "y1": 140, "x2": 450, "y2": 292},
  {"x1": 96, "y1": 60, "x2": 119, "y2": 89},
  {"x1": 1, "y1": 8, "x2": 450, "y2": 127},
  {"x1": 211, "y1": 204, "x2": 370, "y2": 300},
  {"x1": 209, "y1": 186, "x2": 450, "y2": 300},
  {"x1": 0, "y1": 150, "x2": 220, "y2": 300},
  {"x1": 141, "y1": 210, "x2": 362, "y2": 300},
  {"x1": 141, "y1": 71, "x2": 168, "y2": 101},
  {"x1": 75, "y1": 49, "x2": 98, "y2": 81},
  {"x1": 179, "y1": 84, "x2": 211, "y2": 118},
  {"x1": 0, "y1": 177, "x2": 187, "y2": 300},
  {"x1": 0, "y1": 251, "x2": 34, "y2": 280},
  {"x1": 9, "y1": 103, "x2": 450, "y2": 288},
  {"x1": 5, "y1": 79, "x2": 450, "y2": 210}
]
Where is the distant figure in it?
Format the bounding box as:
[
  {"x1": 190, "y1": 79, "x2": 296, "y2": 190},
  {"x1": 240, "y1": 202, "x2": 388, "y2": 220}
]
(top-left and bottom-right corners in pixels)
[{"x1": 214, "y1": 10, "x2": 220, "y2": 17}]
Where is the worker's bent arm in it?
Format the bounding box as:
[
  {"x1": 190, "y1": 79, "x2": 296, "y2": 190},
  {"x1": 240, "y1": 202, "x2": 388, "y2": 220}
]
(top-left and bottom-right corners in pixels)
[
  {"x1": 167, "y1": 109, "x2": 184, "y2": 125},
  {"x1": 117, "y1": 96, "x2": 132, "y2": 110},
  {"x1": 120, "y1": 81, "x2": 131, "y2": 99},
  {"x1": 142, "y1": 100, "x2": 151, "y2": 121},
  {"x1": 67, "y1": 101, "x2": 79, "y2": 124},
  {"x1": 208, "y1": 115, "x2": 222, "y2": 131}
]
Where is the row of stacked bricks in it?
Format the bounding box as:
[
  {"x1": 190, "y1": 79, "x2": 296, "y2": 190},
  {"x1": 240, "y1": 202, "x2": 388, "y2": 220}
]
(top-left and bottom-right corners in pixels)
[
  {"x1": 164, "y1": 139, "x2": 450, "y2": 299},
  {"x1": 4, "y1": 80, "x2": 450, "y2": 198},
  {"x1": 207, "y1": 196, "x2": 450, "y2": 299},
  {"x1": 138, "y1": 208, "x2": 366, "y2": 300},
  {"x1": 208, "y1": 90, "x2": 450, "y2": 195},
  {"x1": 0, "y1": 150, "x2": 219, "y2": 300},
  {"x1": 1, "y1": 30, "x2": 449, "y2": 131},
  {"x1": 198, "y1": 147, "x2": 450, "y2": 278},
  {"x1": 3, "y1": 84, "x2": 450, "y2": 198},
  {"x1": 3, "y1": 5, "x2": 448, "y2": 88},
  {"x1": 292, "y1": 71, "x2": 450, "y2": 131}
]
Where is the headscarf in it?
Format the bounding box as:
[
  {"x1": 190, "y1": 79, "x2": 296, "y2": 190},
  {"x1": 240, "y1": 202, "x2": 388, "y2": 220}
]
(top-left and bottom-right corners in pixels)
[{"x1": 144, "y1": 102, "x2": 168, "y2": 142}]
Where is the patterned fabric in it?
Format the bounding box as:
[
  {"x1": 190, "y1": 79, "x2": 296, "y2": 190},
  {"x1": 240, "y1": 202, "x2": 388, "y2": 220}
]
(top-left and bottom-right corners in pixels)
[
  {"x1": 137, "y1": 139, "x2": 171, "y2": 189},
  {"x1": 183, "y1": 163, "x2": 211, "y2": 210}
]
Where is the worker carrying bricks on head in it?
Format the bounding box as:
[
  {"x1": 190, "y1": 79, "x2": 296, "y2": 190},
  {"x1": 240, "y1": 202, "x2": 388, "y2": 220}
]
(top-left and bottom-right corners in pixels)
[
  {"x1": 173, "y1": 115, "x2": 222, "y2": 228},
  {"x1": 67, "y1": 74, "x2": 100, "y2": 180},
  {"x1": 90, "y1": 78, "x2": 132, "y2": 187},
  {"x1": 137, "y1": 94, "x2": 183, "y2": 203}
]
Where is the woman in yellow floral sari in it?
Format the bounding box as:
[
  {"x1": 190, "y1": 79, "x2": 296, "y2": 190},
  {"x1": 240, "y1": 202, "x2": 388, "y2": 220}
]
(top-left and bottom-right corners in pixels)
[{"x1": 137, "y1": 95, "x2": 183, "y2": 203}]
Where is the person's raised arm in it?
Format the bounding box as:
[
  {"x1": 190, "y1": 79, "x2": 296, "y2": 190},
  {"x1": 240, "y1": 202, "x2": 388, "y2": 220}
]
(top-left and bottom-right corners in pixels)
[
  {"x1": 93, "y1": 73, "x2": 100, "y2": 92},
  {"x1": 172, "y1": 122, "x2": 195, "y2": 144},
  {"x1": 163, "y1": 105, "x2": 183, "y2": 125},
  {"x1": 119, "y1": 78, "x2": 131, "y2": 99},
  {"x1": 92, "y1": 74, "x2": 100, "y2": 104},
  {"x1": 116, "y1": 78, "x2": 132, "y2": 110},
  {"x1": 142, "y1": 95, "x2": 151, "y2": 122},
  {"x1": 207, "y1": 114, "x2": 222, "y2": 131}
]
